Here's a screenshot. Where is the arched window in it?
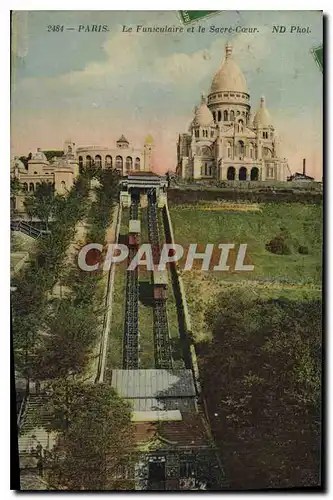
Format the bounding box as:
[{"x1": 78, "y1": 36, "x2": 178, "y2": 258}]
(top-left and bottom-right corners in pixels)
[
  {"x1": 230, "y1": 110, "x2": 235, "y2": 121},
  {"x1": 218, "y1": 110, "x2": 222, "y2": 122},
  {"x1": 23, "y1": 183, "x2": 28, "y2": 192},
  {"x1": 227, "y1": 141, "x2": 232, "y2": 158},
  {"x1": 195, "y1": 129, "x2": 199, "y2": 138},
  {"x1": 135, "y1": 157, "x2": 140, "y2": 170},
  {"x1": 227, "y1": 166, "x2": 235, "y2": 180},
  {"x1": 105, "y1": 155, "x2": 112, "y2": 167},
  {"x1": 86, "y1": 155, "x2": 92, "y2": 167},
  {"x1": 238, "y1": 141, "x2": 245, "y2": 157},
  {"x1": 115, "y1": 156, "x2": 123, "y2": 172},
  {"x1": 95, "y1": 155, "x2": 102, "y2": 168},
  {"x1": 212, "y1": 111, "x2": 216, "y2": 122},
  {"x1": 210, "y1": 129, "x2": 214, "y2": 138},
  {"x1": 251, "y1": 167, "x2": 259, "y2": 181},
  {"x1": 239, "y1": 166, "x2": 247, "y2": 181},
  {"x1": 126, "y1": 156, "x2": 133, "y2": 171},
  {"x1": 78, "y1": 156, "x2": 83, "y2": 170},
  {"x1": 29, "y1": 183, "x2": 34, "y2": 192},
  {"x1": 223, "y1": 110, "x2": 228, "y2": 121}
]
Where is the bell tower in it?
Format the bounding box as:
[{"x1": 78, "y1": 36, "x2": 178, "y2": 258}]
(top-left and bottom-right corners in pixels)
[
  {"x1": 144, "y1": 135, "x2": 155, "y2": 171},
  {"x1": 63, "y1": 138, "x2": 76, "y2": 158}
]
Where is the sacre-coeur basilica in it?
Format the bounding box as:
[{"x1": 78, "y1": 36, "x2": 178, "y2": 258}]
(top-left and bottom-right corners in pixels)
[{"x1": 176, "y1": 43, "x2": 290, "y2": 182}]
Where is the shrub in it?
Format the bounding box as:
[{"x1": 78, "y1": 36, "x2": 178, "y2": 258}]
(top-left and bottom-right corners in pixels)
[
  {"x1": 265, "y1": 235, "x2": 291, "y2": 255},
  {"x1": 298, "y1": 245, "x2": 309, "y2": 255}
]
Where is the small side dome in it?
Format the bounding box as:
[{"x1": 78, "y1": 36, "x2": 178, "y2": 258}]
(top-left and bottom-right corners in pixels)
[
  {"x1": 253, "y1": 97, "x2": 272, "y2": 127},
  {"x1": 117, "y1": 134, "x2": 129, "y2": 144},
  {"x1": 144, "y1": 134, "x2": 154, "y2": 145},
  {"x1": 192, "y1": 93, "x2": 215, "y2": 127},
  {"x1": 11, "y1": 157, "x2": 26, "y2": 172},
  {"x1": 30, "y1": 148, "x2": 49, "y2": 163}
]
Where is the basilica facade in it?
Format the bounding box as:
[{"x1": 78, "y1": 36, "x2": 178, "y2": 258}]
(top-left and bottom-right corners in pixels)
[{"x1": 176, "y1": 44, "x2": 290, "y2": 182}]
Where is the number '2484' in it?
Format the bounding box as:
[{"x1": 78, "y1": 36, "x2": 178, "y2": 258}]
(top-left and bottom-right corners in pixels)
[{"x1": 47, "y1": 25, "x2": 64, "y2": 32}]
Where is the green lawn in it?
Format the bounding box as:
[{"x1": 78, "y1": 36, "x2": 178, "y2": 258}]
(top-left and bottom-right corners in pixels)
[
  {"x1": 158, "y1": 210, "x2": 184, "y2": 369},
  {"x1": 106, "y1": 260, "x2": 126, "y2": 370},
  {"x1": 170, "y1": 202, "x2": 322, "y2": 284},
  {"x1": 169, "y1": 201, "x2": 322, "y2": 342},
  {"x1": 106, "y1": 208, "x2": 130, "y2": 370}
]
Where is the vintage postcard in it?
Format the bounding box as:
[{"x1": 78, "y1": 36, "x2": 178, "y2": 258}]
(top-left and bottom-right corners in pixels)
[{"x1": 11, "y1": 10, "x2": 323, "y2": 491}]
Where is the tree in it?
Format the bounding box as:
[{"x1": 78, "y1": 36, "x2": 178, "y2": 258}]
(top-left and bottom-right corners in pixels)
[
  {"x1": 23, "y1": 182, "x2": 55, "y2": 229},
  {"x1": 199, "y1": 290, "x2": 321, "y2": 489},
  {"x1": 11, "y1": 176, "x2": 21, "y2": 197},
  {"x1": 11, "y1": 176, "x2": 22, "y2": 217},
  {"x1": 32, "y1": 300, "x2": 98, "y2": 380},
  {"x1": 43, "y1": 381, "x2": 134, "y2": 490},
  {"x1": 19, "y1": 153, "x2": 31, "y2": 169}
]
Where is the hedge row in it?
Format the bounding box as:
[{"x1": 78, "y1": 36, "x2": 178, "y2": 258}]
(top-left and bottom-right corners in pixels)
[{"x1": 30, "y1": 168, "x2": 120, "y2": 380}]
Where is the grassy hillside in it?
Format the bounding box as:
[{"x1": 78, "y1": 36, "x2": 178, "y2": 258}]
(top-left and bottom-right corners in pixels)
[
  {"x1": 169, "y1": 201, "x2": 322, "y2": 341},
  {"x1": 170, "y1": 202, "x2": 322, "y2": 284}
]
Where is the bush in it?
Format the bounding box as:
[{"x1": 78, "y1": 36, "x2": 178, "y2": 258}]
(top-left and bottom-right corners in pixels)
[
  {"x1": 265, "y1": 235, "x2": 291, "y2": 255},
  {"x1": 298, "y1": 245, "x2": 309, "y2": 255}
]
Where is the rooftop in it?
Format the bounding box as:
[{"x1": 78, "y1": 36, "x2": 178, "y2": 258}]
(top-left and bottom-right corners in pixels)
[
  {"x1": 153, "y1": 268, "x2": 168, "y2": 286},
  {"x1": 129, "y1": 219, "x2": 141, "y2": 234},
  {"x1": 111, "y1": 369, "x2": 196, "y2": 399}
]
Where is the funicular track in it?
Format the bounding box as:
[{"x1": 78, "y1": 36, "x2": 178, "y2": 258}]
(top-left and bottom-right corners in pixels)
[
  {"x1": 123, "y1": 200, "x2": 140, "y2": 369},
  {"x1": 147, "y1": 192, "x2": 173, "y2": 370}
]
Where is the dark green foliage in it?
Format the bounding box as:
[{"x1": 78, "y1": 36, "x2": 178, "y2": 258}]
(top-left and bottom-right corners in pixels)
[
  {"x1": 42, "y1": 381, "x2": 134, "y2": 490},
  {"x1": 298, "y1": 245, "x2": 309, "y2": 255},
  {"x1": 265, "y1": 234, "x2": 291, "y2": 255},
  {"x1": 199, "y1": 290, "x2": 322, "y2": 489},
  {"x1": 11, "y1": 176, "x2": 21, "y2": 197},
  {"x1": 18, "y1": 154, "x2": 31, "y2": 169},
  {"x1": 14, "y1": 167, "x2": 120, "y2": 379},
  {"x1": 23, "y1": 182, "x2": 55, "y2": 228},
  {"x1": 42, "y1": 150, "x2": 64, "y2": 161},
  {"x1": 33, "y1": 301, "x2": 98, "y2": 380},
  {"x1": 12, "y1": 173, "x2": 92, "y2": 373}
]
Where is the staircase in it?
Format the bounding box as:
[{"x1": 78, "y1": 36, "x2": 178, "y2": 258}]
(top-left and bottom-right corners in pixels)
[{"x1": 11, "y1": 221, "x2": 49, "y2": 239}]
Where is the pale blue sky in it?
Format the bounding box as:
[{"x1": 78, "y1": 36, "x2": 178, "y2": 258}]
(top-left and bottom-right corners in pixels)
[{"x1": 11, "y1": 10, "x2": 323, "y2": 176}]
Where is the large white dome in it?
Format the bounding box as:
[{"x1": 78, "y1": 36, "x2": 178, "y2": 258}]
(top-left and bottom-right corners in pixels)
[{"x1": 210, "y1": 44, "x2": 247, "y2": 94}]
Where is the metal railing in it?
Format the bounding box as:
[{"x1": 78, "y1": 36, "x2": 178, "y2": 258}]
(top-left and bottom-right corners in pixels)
[{"x1": 10, "y1": 220, "x2": 50, "y2": 239}]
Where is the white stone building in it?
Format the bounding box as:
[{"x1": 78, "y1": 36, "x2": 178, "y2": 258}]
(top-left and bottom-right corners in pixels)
[
  {"x1": 11, "y1": 134, "x2": 155, "y2": 207},
  {"x1": 76, "y1": 134, "x2": 155, "y2": 174},
  {"x1": 176, "y1": 43, "x2": 290, "y2": 182},
  {"x1": 11, "y1": 141, "x2": 79, "y2": 211}
]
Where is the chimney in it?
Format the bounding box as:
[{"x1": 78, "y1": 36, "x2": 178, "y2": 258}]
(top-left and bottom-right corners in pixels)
[{"x1": 302, "y1": 158, "x2": 306, "y2": 176}]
